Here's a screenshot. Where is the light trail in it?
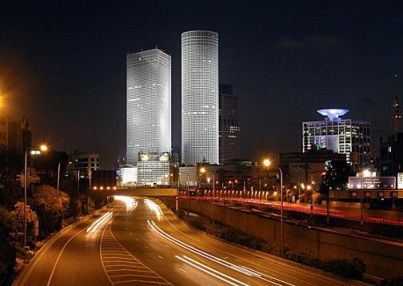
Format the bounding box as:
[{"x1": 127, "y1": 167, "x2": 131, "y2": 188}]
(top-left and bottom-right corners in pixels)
[
  {"x1": 144, "y1": 199, "x2": 163, "y2": 220},
  {"x1": 113, "y1": 196, "x2": 137, "y2": 211},
  {"x1": 148, "y1": 220, "x2": 292, "y2": 286},
  {"x1": 86, "y1": 212, "x2": 113, "y2": 233},
  {"x1": 176, "y1": 255, "x2": 249, "y2": 286}
]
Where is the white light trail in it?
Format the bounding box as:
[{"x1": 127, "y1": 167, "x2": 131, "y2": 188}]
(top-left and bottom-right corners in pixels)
[
  {"x1": 86, "y1": 212, "x2": 113, "y2": 233},
  {"x1": 144, "y1": 199, "x2": 162, "y2": 220},
  {"x1": 176, "y1": 255, "x2": 249, "y2": 286},
  {"x1": 148, "y1": 220, "x2": 293, "y2": 286},
  {"x1": 113, "y1": 196, "x2": 137, "y2": 211}
]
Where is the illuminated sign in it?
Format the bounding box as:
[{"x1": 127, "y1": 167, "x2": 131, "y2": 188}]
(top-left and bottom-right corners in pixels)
[
  {"x1": 398, "y1": 173, "x2": 403, "y2": 189},
  {"x1": 348, "y1": 176, "x2": 396, "y2": 189}
]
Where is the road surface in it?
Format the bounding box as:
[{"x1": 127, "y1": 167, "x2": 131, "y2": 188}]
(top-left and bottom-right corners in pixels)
[{"x1": 14, "y1": 197, "x2": 355, "y2": 286}]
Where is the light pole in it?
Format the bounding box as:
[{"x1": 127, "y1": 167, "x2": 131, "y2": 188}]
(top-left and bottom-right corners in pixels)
[
  {"x1": 57, "y1": 162, "x2": 61, "y2": 196},
  {"x1": 23, "y1": 150, "x2": 28, "y2": 247},
  {"x1": 199, "y1": 167, "x2": 216, "y2": 224},
  {"x1": 263, "y1": 158, "x2": 284, "y2": 258},
  {"x1": 24, "y1": 144, "x2": 48, "y2": 248}
]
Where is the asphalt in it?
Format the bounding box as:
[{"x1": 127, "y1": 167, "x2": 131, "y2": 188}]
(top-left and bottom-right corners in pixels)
[{"x1": 14, "y1": 197, "x2": 358, "y2": 286}]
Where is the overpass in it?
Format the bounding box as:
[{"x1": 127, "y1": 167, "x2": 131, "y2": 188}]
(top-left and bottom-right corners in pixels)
[{"x1": 92, "y1": 187, "x2": 178, "y2": 197}]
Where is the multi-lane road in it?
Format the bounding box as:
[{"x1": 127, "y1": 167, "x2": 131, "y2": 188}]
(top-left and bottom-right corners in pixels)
[{"x1": 14, "y1": 196, "x2": 355, "y2": 286}]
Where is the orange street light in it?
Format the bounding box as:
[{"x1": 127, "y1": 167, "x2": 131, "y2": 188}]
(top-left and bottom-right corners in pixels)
[
  {"x1": 262, "y1": 158, "x2": 271, "y2": 168},
  {"x1": 39, "y1": 144, "x2": 48, "y2": 152}
]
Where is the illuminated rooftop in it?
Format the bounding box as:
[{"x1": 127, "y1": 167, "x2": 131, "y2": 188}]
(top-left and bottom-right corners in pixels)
[{"x1": 317, "y1": 109, "x2": 349, "y2": 121}]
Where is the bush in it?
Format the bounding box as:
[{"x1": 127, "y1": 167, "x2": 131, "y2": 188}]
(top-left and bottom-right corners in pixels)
[
  {"x1": 380, "y1": 277, "x2": 403, "y2": 286},
  {"x1": 0, "y1": 207, "x2": 17, "y2": 285},
  {"x1": 323, "y1": 258, "x2": 366, "y2": 279}
]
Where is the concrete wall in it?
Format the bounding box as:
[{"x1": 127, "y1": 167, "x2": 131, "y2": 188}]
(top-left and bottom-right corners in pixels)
[{"x1": 170, "y1": 198, "x2": 403, "y2": 279}]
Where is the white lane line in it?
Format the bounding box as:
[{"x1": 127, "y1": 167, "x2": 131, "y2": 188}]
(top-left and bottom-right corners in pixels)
[
  {"x1": 100, "y1": 223, "x2": 172, "y2": 286},
  {"x1": 176, "y1": 255, "x2": 247, "y2": 286}
]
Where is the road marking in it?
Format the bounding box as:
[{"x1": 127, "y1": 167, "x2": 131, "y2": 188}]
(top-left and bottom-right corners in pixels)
[{"x1": 100, "y1": 224, "x2": 172, "y2": 286}]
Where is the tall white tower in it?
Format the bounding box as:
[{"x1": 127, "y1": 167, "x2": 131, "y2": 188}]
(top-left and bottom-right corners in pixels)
[
  {"x1": 126, "y1": 48, "x2": 171, "y2": 164},
  {"x1": 181, "y1": 30, "x2": 219, "y2": 165}
]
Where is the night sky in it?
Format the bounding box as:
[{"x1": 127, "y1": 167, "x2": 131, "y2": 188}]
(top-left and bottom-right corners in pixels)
[{"x1": 1, "y1": 1, "x2": 403, "y2": 168}]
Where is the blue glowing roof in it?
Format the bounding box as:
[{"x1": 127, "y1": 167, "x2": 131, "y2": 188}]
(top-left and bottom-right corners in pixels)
[{"x1": 317, "y1": 109, "x2": 349, "y2": 121}]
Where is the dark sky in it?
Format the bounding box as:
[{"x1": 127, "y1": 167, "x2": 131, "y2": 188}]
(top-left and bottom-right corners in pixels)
[{"x1": 1, "y1": 1, "x2": 403, "y2": 168}]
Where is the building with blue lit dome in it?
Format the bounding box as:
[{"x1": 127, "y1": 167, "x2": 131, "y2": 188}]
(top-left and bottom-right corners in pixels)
[{"x1": 302, "y1": 109, "x2": 371, "y2": 168}]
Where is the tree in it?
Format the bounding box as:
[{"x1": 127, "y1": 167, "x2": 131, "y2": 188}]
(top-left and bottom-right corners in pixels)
[
  {"x1": 32, "y1": 185, "x2": 69, "y2": 237},
  {"x1": 0, "y1": 207, "x2": 17, "y2": 285},
  {"x1": 320, "y1": 160, "x2": 354, "y2": 224},
  {"x1": 11, "y1": 201, "x2": 38, "y2": 243}
]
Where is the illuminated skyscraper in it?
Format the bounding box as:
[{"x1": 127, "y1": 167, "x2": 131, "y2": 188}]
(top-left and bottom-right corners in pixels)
[
  {"x1": 126, "y1": 48, "x2": 171, "y2": 164},
  {"x1": 181, "y1": 30, "x2": 219, "y2": 165},
  {"x1": 302, "y1": 109, "x2": 371, "y2": 168}
]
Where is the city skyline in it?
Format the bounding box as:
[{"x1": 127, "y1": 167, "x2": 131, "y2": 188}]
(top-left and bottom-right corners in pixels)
[{"x1": 1, "y1": 2, "x2": 403, "y2": 168}]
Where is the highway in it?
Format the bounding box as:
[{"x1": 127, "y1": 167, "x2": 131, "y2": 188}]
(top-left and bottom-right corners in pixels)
[{"x1": 14, "y1": 196, "x2": 354, "y2": 286}]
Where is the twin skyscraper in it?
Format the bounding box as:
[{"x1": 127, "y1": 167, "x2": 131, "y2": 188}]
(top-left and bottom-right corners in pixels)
[{"x1": 126, "y1": 30, "x2": 219, "y2": 166}]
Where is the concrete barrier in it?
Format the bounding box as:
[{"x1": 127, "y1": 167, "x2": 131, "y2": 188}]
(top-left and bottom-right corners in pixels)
[{"x1": 170, "y1": 198, "x2": 403, "y2": 279}]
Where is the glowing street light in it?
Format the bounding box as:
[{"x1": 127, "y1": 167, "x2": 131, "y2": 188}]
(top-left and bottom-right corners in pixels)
[
  {"x1": 24, "y1": 143, "x2": 49, "y2": 248},
  {"x1": 262, "y1": 158, "x2": 271, "y2": 168},
  {"x1": 39, "y1": 144, "x2": 48, "y2": 152},
  {"x1": 199, "y1": 166, "x2": 216, "y2": 225},
  {"x1": 262, "y1": 157, "x2": 284, "y2": 258}
]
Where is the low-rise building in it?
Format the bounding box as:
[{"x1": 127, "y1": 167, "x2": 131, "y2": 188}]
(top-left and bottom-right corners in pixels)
[
  {"x1": 72, "y1": 152, "x2": 100, "y2": 179},
  {"x1": 280, "y1": 149, "x2": 346, "y2": 186}
]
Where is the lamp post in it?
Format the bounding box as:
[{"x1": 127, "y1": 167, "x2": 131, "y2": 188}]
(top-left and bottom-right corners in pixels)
[
  {"x1": 57, "y1": 162, "x2": 61, "y2": 196},
  {"x1": 263, "y1": 158, "x2": 284, "y2": 258},
  {"x1": 199, "y1": 167, "x2": 215, "y2": 224},
  {"x1": 24, "y1": 144, "x2": 48, "y2": 248}
]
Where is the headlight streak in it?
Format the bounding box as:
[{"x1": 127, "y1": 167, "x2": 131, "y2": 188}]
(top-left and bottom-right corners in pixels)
[
  {"x1": 144, "y1": 199, "x2": 162, "y2": 220},
  {"x1": 113, "y1": 196, "x2": 137, "y2": 211},
  {"x1": 86, "y1": 212, "x2": 113, "y2": 233},
  {"x1": 175, "y1": 255, "x2": 249, "y2": 286},
  {"x1": 148, "y1": 220, "x2": 290, "y2": 286}
]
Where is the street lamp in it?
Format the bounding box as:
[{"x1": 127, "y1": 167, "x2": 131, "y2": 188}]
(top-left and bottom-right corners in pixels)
[
  {"x1": 262, "y1": 158, "x2": 284, "y2": 258},
  {"x1": 24, "y1": 143, "x2": 48, "y2": 248},
  {"x1": 199, "y1": 166, "x2": 215, "y2": 225}
]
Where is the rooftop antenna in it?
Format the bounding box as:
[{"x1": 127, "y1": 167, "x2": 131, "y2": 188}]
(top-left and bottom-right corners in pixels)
[{"x1": 393, "y1": 74, "x2": 401, "y2": 135}]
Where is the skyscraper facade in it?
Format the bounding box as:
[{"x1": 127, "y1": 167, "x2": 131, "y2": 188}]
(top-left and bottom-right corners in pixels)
[
  {"x1": 181, "y1": 30, "x2": 219, "y2": 165},
  {"x1": 126, "y1": 48, "x2": 171, "y2": 165},
  {"x1": 219, "y1": 84, "x2": 240, "y2": 163}
]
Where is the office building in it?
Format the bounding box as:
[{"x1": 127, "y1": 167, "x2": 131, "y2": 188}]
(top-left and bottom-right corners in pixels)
[
  {"x1": 302, "y1": 109, "x2": 371, "y2": 168},
  {"x1": 280, "y1": 149, "x2": 346, "y2": 184},
  {"x1": 379, "y1": 133, "x2": 403, "y2": 176},
  {"x1": 137, "y1": 152, "x2": 170, "y2": 186},
  {"x1": 181, "y1": 30, "x2": 219, "y2": 165},
  {"x1": 127, "y1": 48, "x2": 171, "y2": 165},
  {"x1": 72, "y1": 152, "x2": 100, "y2": 179},
  {"x1": 219, "y1": 84, "x2": 240, "y2": 163}
]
